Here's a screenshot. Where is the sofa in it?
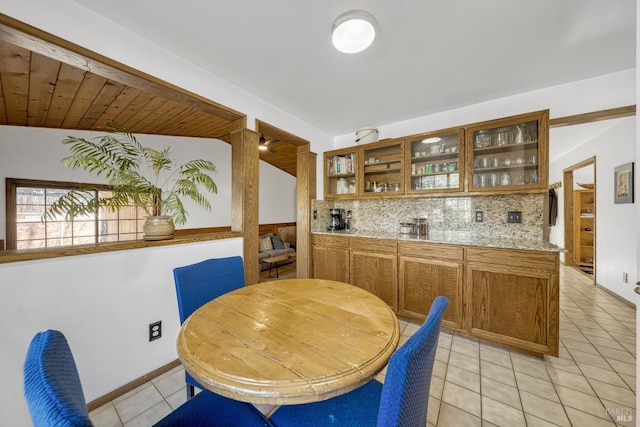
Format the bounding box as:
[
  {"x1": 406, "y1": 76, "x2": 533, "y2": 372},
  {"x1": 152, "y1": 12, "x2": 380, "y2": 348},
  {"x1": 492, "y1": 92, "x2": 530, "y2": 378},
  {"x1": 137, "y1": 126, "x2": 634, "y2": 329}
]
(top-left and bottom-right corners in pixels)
[{"x1": 258, "y1": 226, "x2": 296, "y2": 271}]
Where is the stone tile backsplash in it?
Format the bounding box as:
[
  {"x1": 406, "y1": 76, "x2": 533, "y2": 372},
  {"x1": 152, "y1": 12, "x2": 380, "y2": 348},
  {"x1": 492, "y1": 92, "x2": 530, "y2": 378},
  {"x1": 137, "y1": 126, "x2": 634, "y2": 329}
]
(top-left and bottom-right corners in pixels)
[{"x1": 312, "y1": 193, "x2": 545, "y2": 240}]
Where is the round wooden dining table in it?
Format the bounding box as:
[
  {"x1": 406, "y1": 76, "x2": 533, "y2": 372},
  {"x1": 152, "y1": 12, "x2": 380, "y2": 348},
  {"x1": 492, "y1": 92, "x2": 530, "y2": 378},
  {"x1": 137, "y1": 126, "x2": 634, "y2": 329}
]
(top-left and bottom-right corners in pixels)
[{"x1": 177, "y1": 278, "x2": 400, "y2": 405}]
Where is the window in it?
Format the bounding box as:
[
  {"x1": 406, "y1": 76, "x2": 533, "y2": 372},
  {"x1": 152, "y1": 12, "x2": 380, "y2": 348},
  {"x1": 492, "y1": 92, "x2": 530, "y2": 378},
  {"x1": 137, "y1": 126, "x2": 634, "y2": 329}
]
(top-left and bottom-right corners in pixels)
[{"x1": 6, "y1": 178, "x2": 146, "y2": 250}]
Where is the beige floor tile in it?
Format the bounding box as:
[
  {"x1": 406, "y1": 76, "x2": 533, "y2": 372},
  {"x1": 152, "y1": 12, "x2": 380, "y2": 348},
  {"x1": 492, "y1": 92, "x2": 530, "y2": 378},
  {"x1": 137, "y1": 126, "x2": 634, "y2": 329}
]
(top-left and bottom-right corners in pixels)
[
  {"x1": 427, "y1": 396, "x2": 441, "y2": 425},
  {"x1": 514, "y1": 371, "x2": 559, "y2": 402},
  {"x1": 588, "y1": 379, "x2": 636, "y2": 407},
  {"x1": 124, "y1": 401, "x2": 172, "y2": 427},
  {"x1": 543, "y1": 354, "x2": 581, "y2": 375},
  {"x1": 524, "y1": 412, "x2": 563, "y2": 427},
  {"x1": 480, "y1": 360, "x2": 516, "y2": 387},
  {"x1": 561, "y1": 337, "x2": 598, "y2": 354},
  {"x1": 607, "y1": 358, "x2": 636, "y2": 377},
  {"x1": 448, "y1": 350, "x2": 480, "y2": 374},
  {"x1": 90, "y1": 402, "x2": 123, "y2": 427},
  {"x1": 479, "y1": 344, "x2": 512, "y2": 369},
  {"x1": 547, "y1": 367, "x2": 595, "y2": 394},
  {"x1": 153, "y1": 368, "x2": 186, "y2": 399},
  {"x1": 113, "y1": 383, "x2": 164, "y2": 423},
  {"x1": 510, "y1": 353, "x2": 550, "y2": 381},
  {"x1": 436, "y1": 402, "x2": 481, "y2": 427},
  {"x1": 595, "y1": 345, "x2": 635, "y2": 365},
  {"x1": 520, "y1": 391, "x2": 571, "y2": 426},
  {"x1": 438, "y1": 332, "x2": 453, "y2": 349},
  {"x1": 618, "y1": 373, "x2": 635, "y2": 390},
  {"x1": 481, "y1": 396, "x2": 526, "y2": 427},
  {"x1": 564, "y1": 407, "x2": 617, "y2": 426},
  {"x1": 442, "y1": 381, "x2": 481, "y2": 417},
  {"x1": 432, "y1": 359, "x2": 448, "y2": 380},
  {"x1": 480, "y1": 376, "x2": 521, "y2": 409},
  {"x1": 567, "y1": 348, "x2": 611, "y2": 369},
  {"x1": 451, "y1": 335, "x2": 480, "y2": 359},
  {"x1": 601, "y1": 401, "x2": 635, "y2": 426},
  {"x1": 576, "y1": 362, "x2": 628, "y2": 388},
  {"x1": 435, "y1": 346, "x2": 450, "y2": 363},
  {"x1": 555, "y1": 384, "x2": 609, "y2": 419},
  {"x1": 165, "y1": 388, "x2": 187, "y2": 410},
  {"x1": 586, "y1": 335, "x2": 626, "y2": 351},
  {"x1": 446, "y1": 364, "x2": 480, "y2": 393},
  {"x1": 430, "y1": 376, "x2": 445, "y2": 399}
]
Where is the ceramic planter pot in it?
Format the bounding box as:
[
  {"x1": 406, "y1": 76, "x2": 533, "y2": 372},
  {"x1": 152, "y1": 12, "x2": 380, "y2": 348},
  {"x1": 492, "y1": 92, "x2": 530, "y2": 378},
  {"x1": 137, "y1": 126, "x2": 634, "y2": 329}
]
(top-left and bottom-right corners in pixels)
[{"x1": 143, "y1": 215, "x2": 175, "y2": 240}]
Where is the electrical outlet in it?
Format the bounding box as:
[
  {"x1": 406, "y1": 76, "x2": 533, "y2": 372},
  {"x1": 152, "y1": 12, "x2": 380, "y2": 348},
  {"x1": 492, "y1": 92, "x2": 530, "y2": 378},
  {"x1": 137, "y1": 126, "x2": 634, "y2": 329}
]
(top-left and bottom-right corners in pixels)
[
  {"x1": 313, "y1": 210, "x2": 317, "y2": 219},
  {"x1": 149, "y1": 321, "x2": 162, "y2": 342},
  {"x1": 475, "y1": 211, "x2": 483, "y2": 222},
  {"x1": 623, "y1": 272, "x2": 628, "y2": 283},
  {"x1": 507, "y1": 211, "x2": 522, "y2": 223}
]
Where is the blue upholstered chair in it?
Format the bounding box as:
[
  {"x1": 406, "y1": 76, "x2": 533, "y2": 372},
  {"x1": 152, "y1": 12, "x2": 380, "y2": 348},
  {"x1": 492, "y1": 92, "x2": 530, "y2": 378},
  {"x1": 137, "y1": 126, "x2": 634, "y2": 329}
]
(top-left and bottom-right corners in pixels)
[
  {"x1": 24, "y1": 329, "x2": 274, "y2": 427},
  {"x1": 173, "y1": 256, "x2": 245, "y2": 398},
  {"x1": 270, "y1": 296, "x2": 449, "y2": 427}
]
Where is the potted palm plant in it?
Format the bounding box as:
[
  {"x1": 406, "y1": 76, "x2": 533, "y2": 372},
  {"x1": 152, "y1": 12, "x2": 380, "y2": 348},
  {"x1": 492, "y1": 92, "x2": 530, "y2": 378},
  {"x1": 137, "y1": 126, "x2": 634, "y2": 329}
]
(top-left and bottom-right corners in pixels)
[{"x1": 45, "y1": 122, "x2": 218, "y2": 240}]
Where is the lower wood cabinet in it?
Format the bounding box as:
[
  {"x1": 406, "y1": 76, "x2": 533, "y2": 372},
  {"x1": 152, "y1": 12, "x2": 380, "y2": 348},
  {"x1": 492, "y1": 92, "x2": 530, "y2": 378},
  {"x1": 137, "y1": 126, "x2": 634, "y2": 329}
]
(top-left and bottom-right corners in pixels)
[
  {"x1": 312, "y1": 234, "x2": 559, "y2": 357},
  {"x1": 350, "y1": 238, "x2": 397, "y2": 311},
  {"x1": 312, "y1": 235, "x2": 349, "y2": 282},
  {"x1": 398, "y1": 242, "x2": 463, "y2": 330},
  {"x1": 465, "y1": 248, "x2": 559, "y2": 357}
]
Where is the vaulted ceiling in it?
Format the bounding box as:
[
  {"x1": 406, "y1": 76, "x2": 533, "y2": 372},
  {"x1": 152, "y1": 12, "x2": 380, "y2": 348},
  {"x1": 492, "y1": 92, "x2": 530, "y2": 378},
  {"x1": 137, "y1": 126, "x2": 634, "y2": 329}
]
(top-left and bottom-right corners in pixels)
[{"x1": 0, "y1": 15, "x2": 302, "y2": 176}]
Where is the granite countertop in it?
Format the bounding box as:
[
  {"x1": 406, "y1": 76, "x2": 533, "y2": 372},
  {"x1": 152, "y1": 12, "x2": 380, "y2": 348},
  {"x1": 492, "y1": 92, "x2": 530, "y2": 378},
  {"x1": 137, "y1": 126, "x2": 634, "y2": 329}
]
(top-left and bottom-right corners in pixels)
[{"x1": 313, "y1": 229, "x2": 564, "y2": 253}]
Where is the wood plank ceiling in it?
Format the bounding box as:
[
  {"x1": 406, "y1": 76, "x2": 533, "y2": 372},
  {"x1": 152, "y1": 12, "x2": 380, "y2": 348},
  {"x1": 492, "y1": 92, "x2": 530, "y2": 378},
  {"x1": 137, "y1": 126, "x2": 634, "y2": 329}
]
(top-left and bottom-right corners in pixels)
[{"x1": 0, "y1": 17, "x2": 300, "y2": 176}]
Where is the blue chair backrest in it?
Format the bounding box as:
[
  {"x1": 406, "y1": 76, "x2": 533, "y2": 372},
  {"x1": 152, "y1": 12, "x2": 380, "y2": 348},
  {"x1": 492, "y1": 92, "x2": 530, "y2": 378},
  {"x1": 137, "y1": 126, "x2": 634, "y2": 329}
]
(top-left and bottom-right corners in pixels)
[
  {"x1": 24, "y1": 329, "x2": 93, "y2": 427},
  {"x1": 377, "y1": 296, "x2": 448, "y2": 427},
  {"x1": 173, "y1": 256, "x2": 245, "y2": 323}
]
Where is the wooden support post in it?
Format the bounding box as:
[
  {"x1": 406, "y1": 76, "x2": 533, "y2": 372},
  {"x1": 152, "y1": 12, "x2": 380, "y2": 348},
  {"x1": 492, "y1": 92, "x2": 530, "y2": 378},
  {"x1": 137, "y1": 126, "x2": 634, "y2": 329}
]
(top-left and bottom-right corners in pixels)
[{"x1": 296, "y1": 144, "x2": 316, "y2": 278}]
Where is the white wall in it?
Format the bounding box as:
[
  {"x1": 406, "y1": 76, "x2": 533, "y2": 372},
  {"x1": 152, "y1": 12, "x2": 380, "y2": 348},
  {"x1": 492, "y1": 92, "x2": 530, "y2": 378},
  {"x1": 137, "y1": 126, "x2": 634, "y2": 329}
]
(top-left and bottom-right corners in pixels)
[
  {"x1": 0, "y1": 126, "x2": 296, "y2": 239},
  {"x1": 549, "y1": 117, "x2": 637, "y2": 303},
  {"x1": 0, "y1": 238, "x2": 243, "y2": 426}
]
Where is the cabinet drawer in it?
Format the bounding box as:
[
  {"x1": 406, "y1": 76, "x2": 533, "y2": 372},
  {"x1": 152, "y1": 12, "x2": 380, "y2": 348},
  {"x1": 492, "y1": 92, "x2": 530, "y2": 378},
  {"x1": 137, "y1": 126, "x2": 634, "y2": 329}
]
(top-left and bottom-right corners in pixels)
[
  {"x1": 313, "y1": 234, "x2": 349, "y2": 248},
  {"x1": 398, "y1": 241, "x2": 463, "y2": 260},
  {"x1": 467, "y1": 247, "x2": 557, "y2": 270},
  {"x1": 350, "y1": 237, "x2": 397, "y2": 253}
]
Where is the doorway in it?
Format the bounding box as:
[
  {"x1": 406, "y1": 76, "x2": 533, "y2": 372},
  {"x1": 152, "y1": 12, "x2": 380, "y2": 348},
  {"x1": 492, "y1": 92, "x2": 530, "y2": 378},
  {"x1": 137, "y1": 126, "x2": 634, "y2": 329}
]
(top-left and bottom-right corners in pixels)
[{"x1": 563, "y1": 157, "x2": 596, "y2": 283}]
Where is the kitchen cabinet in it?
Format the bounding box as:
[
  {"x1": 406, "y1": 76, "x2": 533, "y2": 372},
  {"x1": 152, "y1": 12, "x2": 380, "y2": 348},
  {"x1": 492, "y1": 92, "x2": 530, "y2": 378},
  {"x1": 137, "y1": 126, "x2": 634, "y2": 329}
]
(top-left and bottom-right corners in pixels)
[
  {"x1": 324, "y1": 148, "x2": 357, "y2": 199},
  {"x1": 350, "y1": 238, "x2": 397, "y2": 311},
  {"x1": 405, "y1": 128, "x2": 464, "y2": 194},
  {"x1": 466, "y1": 110, "x2": 549, "y2": 192},
  {"x1": 574, "y1": 189, "x2": 595, "y2": 275},
  {"x1": 311, "y1": 235, "x2": 349, "y2": 282},
  {"x1": 359, "y1": 139, "x2": 404, "y2": 196},
  {"x1": 398, "y1": 242, "x2": 463, "y2": 330},
  {"x1": 465, "y1": 247, "x2": 559, "y2": 357}
]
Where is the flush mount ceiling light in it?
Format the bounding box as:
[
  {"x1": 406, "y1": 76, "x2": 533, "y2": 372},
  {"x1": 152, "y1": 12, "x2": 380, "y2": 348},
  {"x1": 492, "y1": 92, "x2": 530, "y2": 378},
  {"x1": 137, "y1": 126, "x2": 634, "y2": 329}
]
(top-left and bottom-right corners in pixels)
[{"x1": 331, "y1": 10, "x2": 377, "y2": 53}]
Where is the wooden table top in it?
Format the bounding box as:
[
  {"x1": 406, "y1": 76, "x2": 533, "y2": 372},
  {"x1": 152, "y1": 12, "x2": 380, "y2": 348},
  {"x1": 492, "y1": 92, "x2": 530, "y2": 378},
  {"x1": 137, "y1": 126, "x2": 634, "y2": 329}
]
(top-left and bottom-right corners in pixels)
[{"x1": 177, "y1": 278, "x2": 400, "y2": 405}]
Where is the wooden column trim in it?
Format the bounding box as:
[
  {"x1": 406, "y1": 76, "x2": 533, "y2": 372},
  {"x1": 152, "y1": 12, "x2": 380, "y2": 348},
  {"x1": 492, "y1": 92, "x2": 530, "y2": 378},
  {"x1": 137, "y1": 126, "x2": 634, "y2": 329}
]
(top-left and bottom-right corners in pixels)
[
  {"x1": 231, "y1": 127, "x2": 259, "y2": 285},
  {"x1": 296, "y1": 144, "x2": 316, "y2": 278},
  {"x1": 550, "y1": 105, "x2": 635, "y2": 128}
]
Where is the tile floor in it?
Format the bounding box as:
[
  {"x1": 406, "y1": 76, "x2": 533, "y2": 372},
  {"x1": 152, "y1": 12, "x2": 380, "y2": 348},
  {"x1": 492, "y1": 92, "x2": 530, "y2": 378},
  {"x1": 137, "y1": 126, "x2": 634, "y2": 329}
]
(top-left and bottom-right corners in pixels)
[{"x1": 90, "y1": 265, "x2": 636, "y2": 426}]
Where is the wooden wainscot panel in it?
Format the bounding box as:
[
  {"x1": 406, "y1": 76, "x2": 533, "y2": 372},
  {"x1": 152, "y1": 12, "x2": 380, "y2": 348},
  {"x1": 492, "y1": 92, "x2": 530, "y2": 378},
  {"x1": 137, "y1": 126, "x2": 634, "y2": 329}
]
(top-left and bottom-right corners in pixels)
[
  {"x1": 465, "y1": 261, "x2": 559, "y2": 357},
  {"x1": 466, "y1": 247, "x2": 557, "y2": 271},
  {"x1": 398, "y1": 241, "x2": 464, "y2": 260},
  {"x1": 350, "y1": 237, "x2": 397, "y2": 254},
  {"x1": 398, "y1": 255, "x2": 463, "y2": 330}
]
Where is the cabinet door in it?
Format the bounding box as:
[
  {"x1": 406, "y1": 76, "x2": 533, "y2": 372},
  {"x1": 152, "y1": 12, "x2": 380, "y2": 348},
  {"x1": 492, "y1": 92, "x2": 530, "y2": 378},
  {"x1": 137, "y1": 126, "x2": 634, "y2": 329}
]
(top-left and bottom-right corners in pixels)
[
  {"x1": 467, "y1": 110, "x2": 548, "y2": 192},
  {"x1": 398, "y1": 256, "x2": 463, "y2": 330},
  {"x1": 312, "y1": 246, "x2": 350, "y2": 282},
  {"x1": 350, "y1": 251, "x2": 397, "y2": 311},
  {"x1": 405, "y1": 128, "x2": 464, "y2": 194},
  {"x1": 359, "y1": 139, "x2": 404, "y2": 196},
  {"x1": 465, "y1": 262, "x2": 559, "y2": 356},
  {"x1": 325, "y1": 148, "x2": 357, "y2": 199}
]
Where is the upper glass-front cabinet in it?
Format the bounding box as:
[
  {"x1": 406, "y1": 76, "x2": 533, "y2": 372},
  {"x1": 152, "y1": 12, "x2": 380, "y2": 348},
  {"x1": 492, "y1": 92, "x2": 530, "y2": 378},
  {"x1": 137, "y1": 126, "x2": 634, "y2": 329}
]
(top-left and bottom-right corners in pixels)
[
  {"x1": 467, "y1": 110, "x2": 549, "y2": 192},
  {"x1": 359, "y1": 139, "x2": 404, "y2": 196},
  {"x1": 324, "y1": 148, "x2": 357, "y2": 199},
  {"x1": 405, "y1": 128, "x2": 464, "y2": 193}
]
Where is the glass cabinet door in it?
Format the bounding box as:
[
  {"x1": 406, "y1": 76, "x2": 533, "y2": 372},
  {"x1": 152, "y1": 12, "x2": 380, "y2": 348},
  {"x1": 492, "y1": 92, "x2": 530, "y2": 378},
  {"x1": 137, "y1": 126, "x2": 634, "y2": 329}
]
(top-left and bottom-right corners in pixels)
[
  {"x1": 359, "y1": 139, "x2": 404, "y2": 196},
  {"x1": 406, "y1": 129, "x2": 463, "y2": 193},
  {"x1": 468, "y1": 111, "x2": 548, "y2": 192},
  {"x1": 324, "y1": 149, "x2": 357, "y2": 199}
]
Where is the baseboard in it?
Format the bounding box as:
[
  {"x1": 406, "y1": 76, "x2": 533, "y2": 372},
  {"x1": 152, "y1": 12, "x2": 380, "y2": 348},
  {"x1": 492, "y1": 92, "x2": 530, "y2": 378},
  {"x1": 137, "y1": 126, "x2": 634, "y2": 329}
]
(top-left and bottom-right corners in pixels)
[
  {"x1": 87, "y1": 359, "x2": 182, "y2": 411},
  {"x1": 595, "y1": 282, "x2": 636, "y2": 308}
]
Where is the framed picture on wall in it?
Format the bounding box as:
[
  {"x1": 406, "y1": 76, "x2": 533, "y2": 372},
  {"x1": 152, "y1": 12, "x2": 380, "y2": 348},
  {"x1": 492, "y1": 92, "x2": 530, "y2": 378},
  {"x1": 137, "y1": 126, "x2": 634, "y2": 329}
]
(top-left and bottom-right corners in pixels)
[{"x1": 614, "y1": 162, "x2": 634, "y2": 204}]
